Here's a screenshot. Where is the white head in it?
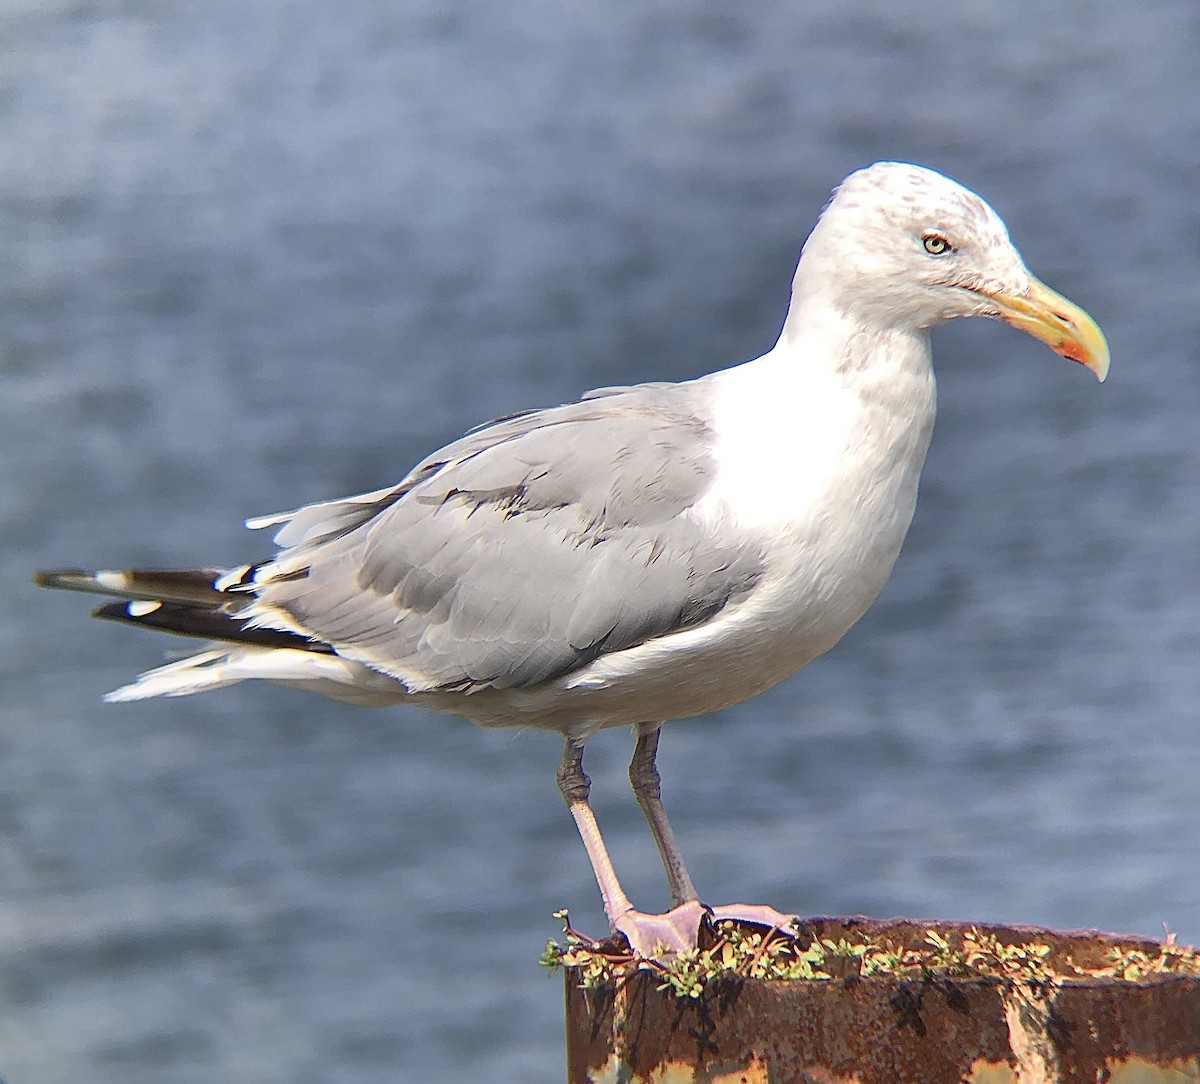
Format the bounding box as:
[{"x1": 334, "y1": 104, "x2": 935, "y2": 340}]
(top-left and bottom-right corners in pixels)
[{"x1": 785, "y1": 162, "x2": 1108, "y2": 380}]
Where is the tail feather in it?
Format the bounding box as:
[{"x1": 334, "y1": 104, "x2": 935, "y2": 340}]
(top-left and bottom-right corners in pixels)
[
  {"x1": 104, "y1": 646, "x2": 406, "y2": 706},
  {"x1": 37, "y1": 566, "x2": 404, "y2": 706},
  {"x1": 104, "y1": 649, "x2": 233, "y2": 701}
]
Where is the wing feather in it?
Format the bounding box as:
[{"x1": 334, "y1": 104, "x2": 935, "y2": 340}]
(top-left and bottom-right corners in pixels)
[{"x1": 248, "y1": 382, "x2": 764, "y2": 692}]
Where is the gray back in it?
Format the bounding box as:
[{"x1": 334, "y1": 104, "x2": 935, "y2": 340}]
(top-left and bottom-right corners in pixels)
[{"x1": 252, "y1": 381, "x2": 765, "y2": 692}]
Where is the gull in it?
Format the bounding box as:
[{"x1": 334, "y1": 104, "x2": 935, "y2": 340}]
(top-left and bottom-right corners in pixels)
[{"x1": 37, "y1": 163, "x2": 1109, "y2": 956}]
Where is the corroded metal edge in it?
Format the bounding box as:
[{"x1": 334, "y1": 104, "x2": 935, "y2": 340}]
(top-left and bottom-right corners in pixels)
[{"x1": 564, "y1": 917, "x2": 1200, "y2": 1084}]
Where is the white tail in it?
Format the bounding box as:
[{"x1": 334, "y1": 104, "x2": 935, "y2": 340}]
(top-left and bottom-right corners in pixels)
[{"x1": 104, "y1": 646, "x2": 408, "y2": 707}]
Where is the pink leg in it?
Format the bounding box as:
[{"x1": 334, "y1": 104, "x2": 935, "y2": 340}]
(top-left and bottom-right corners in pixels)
[
  {"x1": 558, "y1": 738, "x2": 708, "y2": 956},
  {"x1": 628, "y1": 723, "x2": 698, "y2": 904},
  {"x1": 628, "y1": 724, "x2": 800, "y2": 938}
]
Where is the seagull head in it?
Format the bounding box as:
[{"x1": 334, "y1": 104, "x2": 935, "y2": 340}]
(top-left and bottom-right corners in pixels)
[{"x1": 790, "y1": 162, "x2": 1109, "y2": 381}]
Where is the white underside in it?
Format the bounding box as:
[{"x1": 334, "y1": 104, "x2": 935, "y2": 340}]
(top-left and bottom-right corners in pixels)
[{"x1": 107, "y1": 322, "x2": 937, "y2": 732}]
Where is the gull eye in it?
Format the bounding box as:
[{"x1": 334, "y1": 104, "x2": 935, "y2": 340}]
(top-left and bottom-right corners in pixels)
[{"x1": 922, "y1": 233, "x2": 952, "y2": 256}]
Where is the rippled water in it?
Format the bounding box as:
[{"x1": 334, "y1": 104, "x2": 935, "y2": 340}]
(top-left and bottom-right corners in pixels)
[{"x1": 2, "y1": 2, "x2": 1197, "y2": 1081}]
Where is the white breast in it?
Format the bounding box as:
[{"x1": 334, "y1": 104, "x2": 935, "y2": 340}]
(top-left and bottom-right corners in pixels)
[
  {"x1": 439, "y1": 330, "x2": 937, "y2": 738},
  {"x1": 695, "y1": 329, "x2": 937, "y2": 632}
]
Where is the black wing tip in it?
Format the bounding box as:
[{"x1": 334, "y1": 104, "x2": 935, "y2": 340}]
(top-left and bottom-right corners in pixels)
[
  {"x1": 33, "y1": 566, "x2": 243, "y2": 604},
  {"x1": 92, "y1": 600, "x2": 148, "y2": 622},
  {"x1": 91, "y1": 599, "x2": 336, "y2": 654},
  {"x1": 35, "y1": 568, "x2": 97, "y2": 591}
]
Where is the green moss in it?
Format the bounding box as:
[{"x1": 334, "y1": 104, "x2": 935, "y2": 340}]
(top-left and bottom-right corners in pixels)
[{"x1": 540, "y1": 912, "x2": 1200, "y2": 1002}]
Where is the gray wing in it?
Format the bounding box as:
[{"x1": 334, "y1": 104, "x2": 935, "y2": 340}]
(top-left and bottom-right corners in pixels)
[{"x1": 246, "y1": 381, "x2": 765, "y2": 692}]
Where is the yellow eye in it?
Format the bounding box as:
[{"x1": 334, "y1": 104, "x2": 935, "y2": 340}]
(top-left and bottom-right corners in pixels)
[{"x1": 922, "y1": 234, "x2": 952, "y2": 255}]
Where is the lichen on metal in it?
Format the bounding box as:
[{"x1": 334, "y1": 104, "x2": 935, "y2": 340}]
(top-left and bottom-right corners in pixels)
[{"x1": 559, "y1": 917, "x2": 1200, "y2": 1084}]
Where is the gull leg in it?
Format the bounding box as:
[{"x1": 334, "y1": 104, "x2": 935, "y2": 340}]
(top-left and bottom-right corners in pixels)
[
  {"x1": 557, "y1": 738, "x2": 634, "y2": 921},
  {"x1": 630, "y1": 723, "x2": 800, "y2": 938},
  {"x1": 629, "y1": 723, "x2": 698, "y2": 904},
  {"x1": 557, "y1": 738, "x2": 704, "y2": 957}
]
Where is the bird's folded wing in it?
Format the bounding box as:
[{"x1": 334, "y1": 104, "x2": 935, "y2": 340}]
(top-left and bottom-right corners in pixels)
[{"x1": 244, "y1": 383, "x2": 765, "y2": 693}]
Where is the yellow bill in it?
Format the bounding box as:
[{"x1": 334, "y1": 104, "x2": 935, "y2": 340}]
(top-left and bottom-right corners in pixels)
[{"x1": 980, "y1": 276, "x2": 1110, "y2": 382}]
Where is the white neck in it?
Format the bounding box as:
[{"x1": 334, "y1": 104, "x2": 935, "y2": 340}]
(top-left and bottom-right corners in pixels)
[
  {"x1": 700, "y1": 294, "x2": 938, "y2": 537},
  {"x1": 683, "y1": 298, "x2": 939, "y2": 672}
]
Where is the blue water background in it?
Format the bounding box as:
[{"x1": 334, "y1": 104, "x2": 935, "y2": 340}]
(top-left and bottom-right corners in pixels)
[{"x1": 1, "y1": 2, "x2": 1197, "y2": 1080}]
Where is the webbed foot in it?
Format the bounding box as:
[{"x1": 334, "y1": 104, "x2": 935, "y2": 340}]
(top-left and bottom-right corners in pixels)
[
  {"x1": 706, "y1": 902, "x2": 800, "y2": 935},
  {"x1": 613, "y1": 899, "x2": 709, "y2": 957}
]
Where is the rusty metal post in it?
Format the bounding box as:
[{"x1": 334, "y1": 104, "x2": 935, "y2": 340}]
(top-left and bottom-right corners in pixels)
[{"x1": 563, "y1": 917, "x2": 1200, "y2": 1083}]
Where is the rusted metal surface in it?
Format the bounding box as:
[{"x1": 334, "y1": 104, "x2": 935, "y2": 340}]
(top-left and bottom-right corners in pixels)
[{"x1": 564, "y1": 917, "x2": 1200, "y2": 1083}]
